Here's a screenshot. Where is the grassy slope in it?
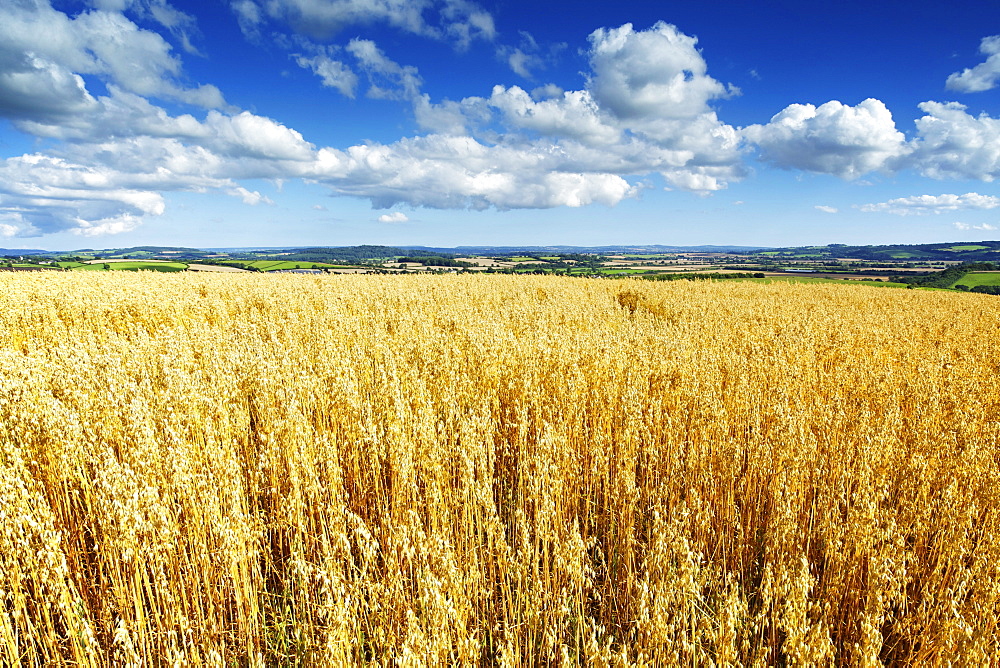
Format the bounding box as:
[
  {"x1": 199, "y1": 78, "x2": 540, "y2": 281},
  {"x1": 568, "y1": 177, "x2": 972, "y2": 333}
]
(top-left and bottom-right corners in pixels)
[
  {"x1": 950, "y1": 272, "x2": 1000, "y2": 288},
  {"x1": 72, "y1": 262, "x2": 188, "y2": 272},
  {"x1": 229, "y1": 260, "x2": 346, "y2": 271}
]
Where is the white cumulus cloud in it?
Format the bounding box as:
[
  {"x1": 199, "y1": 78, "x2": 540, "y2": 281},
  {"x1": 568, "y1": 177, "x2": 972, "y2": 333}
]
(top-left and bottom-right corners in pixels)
[
  {"x1": 946, "y1": 36, "x2": 1000, "y2": 93},
  {"x1": 228, "y1": 187, "x2": 274, "y2": 206},
  {"x1": 487, "y1": 86, "x2": 621, "y2": 146},
  {"x1": 33, "y1": 10, "x2": 1000, "y2": 239},
  {"x1": 87, "y1": 0, "x2": 202, "y2": 54},
  {"x1": 0, "y1": 0, "x2": 226, "y2": 118},
  {"x1": 308, "y1": 135, "x2": 640, "y2": 209},
  {"x1": 815, "y1": 205, "x2": 838, "y2": 213},
  {"x1": 495, "y1": 31, "x2": 562, "y2": 79},
  {"x1": 910, "y1": 101, "x2": 1000, "y2": 182},
  {"x1": 743, "y1": 99, "x2": 908, "y2": 179},
  {"x1": 230, "y1": 0, "x2": 495, "y2": 48},
  {"x1": 294, "y1": 52, "x2": 358, "y2": 98},
  {"x1": 347, "y1": 38, "x2": 423, "y2": 100},
  {"x1": 0, "y1": 16, "x2": 765, "y2": 238},
  {"x1": 0, "y1": 153, "x2": 167, "y2": 237},
  {"x1": 859, "y1": 192, "x2": 1000, "y2": 215},
  {"x1": 377, "y1": 212, "x2": 409, "y2": 223},
  {"x1": 73, "y1": 213, "x2": 144, "y2": 237},
  {"x1": 953, "y1": 221, "x2": 997, "y2": 231},
  {"x1": 587, "y1": 22, "x2": 736, "y2": 122}
]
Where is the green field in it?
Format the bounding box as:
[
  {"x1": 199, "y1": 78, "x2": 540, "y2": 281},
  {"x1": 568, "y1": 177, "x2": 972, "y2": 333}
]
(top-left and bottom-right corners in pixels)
[
  {"x1": 950, "y1": 272, "x2": 1000, "y2": 288},
  {"x1": 597, "y1": 268, "x2": 653, "y2": 275},
  {"x1": 73, "y1": 262, "x2": 188, "y2": 272},
  {"x1": 225, "y1": 260, "x2": 344, "y2": 271},
  {"x1": 941, "y1": 245, "x2": 991, "y2": 252}
]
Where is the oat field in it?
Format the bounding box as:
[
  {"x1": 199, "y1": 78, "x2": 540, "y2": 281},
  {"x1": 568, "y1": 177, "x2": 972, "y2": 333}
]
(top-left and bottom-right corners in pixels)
[{"x1": 1, "y1": 273, "x2": 999, "y2": 665}]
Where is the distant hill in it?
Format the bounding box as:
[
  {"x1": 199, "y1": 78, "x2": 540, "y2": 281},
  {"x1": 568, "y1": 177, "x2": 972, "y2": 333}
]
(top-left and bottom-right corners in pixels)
[
  {"x1": 210, "y1": 245, "x2": 406, "y2": 262},
  {"x1": 26, "y1": 245, "x2": 406, "y2": 262},
  {"x1": 0, "y1": 248, "x2": 51, "y2": 256},
  {"x1": 750, "y1": 241, "x2": 1000, "y2": 261},
  {"x1": 400, "y1": 244, "x2": 773, "y2": 255},
  {"x1": 7, "y1": 240, "x2": 1000, "y2": 262},
  {"x1": 47, "y1": 246, "x2": 217, "y2": 260},
  {"x1": 253, "y1": 246, "x2": 407, "y2": 262}
]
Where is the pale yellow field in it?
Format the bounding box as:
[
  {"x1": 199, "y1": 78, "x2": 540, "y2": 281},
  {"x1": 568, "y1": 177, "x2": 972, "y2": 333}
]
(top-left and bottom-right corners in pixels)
[{"x1": 1, "y1": 273, "x2": 998, "y2": 665}]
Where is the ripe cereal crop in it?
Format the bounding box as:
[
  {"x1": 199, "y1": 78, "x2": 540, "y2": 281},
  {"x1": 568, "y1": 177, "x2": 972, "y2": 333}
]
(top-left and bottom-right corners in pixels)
[{"x1": 1, "y1": 272, "x2": 999, "y2": 665}]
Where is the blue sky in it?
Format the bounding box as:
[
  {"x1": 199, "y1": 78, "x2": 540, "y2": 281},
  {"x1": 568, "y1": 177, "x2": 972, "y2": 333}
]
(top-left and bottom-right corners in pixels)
[{"x1": 1, "y1": 0, "x2": 998, "y2": 249}]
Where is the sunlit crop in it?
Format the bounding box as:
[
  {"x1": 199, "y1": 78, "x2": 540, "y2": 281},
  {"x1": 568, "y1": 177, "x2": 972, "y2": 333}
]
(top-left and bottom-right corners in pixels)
[{"x1": 2, "y1": 272, "x2": 998, "y2": 665}]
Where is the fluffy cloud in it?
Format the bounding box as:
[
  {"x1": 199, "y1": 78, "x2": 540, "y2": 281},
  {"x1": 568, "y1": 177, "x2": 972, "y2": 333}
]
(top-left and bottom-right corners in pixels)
[
  {"x1": 0, "y1": 79, "x2": 303, "y2": 236},
  {"x1": 953, "y1": 221, "x2": 997, "y2": 231},
  {"x1": 230, "y1": 0, "x2": 262, "y2": 38},
  {"x1": 425, "y1": 22, "x2": 747, "y2": 193},
  {"x1": 0, "y1": 88, "x2": 648, "y2": 236},
  {"x1": 294, "y1": 52, "x2": 358, "y2": 97},
  {"x1": 860, "y1": 192, "x2": 1000, "y2": 215},
  {"x1": 487, "y1": 86, "x2": 621, "y2": 146},
  {"x1": 502, "y1": 47, "x2": 541, "y2": 79},
  {"x1": 231, "y1": 0, "x2": 495, "y2": 48},
  {"x1": 298, "y1": 23, "x2": 747, "y2": 198},
  {"x1": 587, "y1": 22, "x2": 735, "y2": 122},
  {"x1": 0, "y1": 0, "x2": 226, "y2": 118},
  {"x1": 228, "y1": 187, "x2": 274, "y2": 206},
  {"x1": 0, "y1": 130, "x2": 295, "y2": 236},
  {"x1": 582, "y1": 23, "x2": 744, "y2": 190},
  {"x1": 495, "y1": 31, "x2": 562, "y2": 79},
  {"x1": 0, "y1": 53, "x2": 100, "y2": 124},
  {"x1": 946, "y1": 36, "x2": 1000, "y2": 93},
  {"x1": 741, "y1": 97, "x2": 1000, "y2": 183},
  {"x1": 815, "y1": 205, "x2": 838, "y2": 213},
  {"x1": 201, "y1": 111, "x2": 316, "y2": 162},
  {"x1": 73, "y1": 213, "x2": 145, "y2": 237},
  {"x1": 377, "y1": 212, "x2": 409, "y2": 223},
  {"x1": 308, "y1": 135, "x2": 639, "y2": 209},
  {"x1": 12, "y1": 2, "x2": 1000, "y2": 242},
  {"x1": 743, "y1": 99, "x2": 908, "y2": 178},
  {"x1": 12, "y1": 0, "x2": 1000, "y2": 242},
  {"x1": 910, "y1": 102, "x2": 1000, "y2": 181},
  {"x1": 347, "y1": 38, "x2": 423, "y2": 100},
  {"x1": 88, "y1": 0, "x2": 202, "y2": 54},
  {"x1": 0, "y1": 17, "x2": 763, "y2": 238},
  {"x1": 412, "y1": 93, "x2": 490, "y2": 135},
  {"x1": 17, "y1": 87, "x2": 315, "y2": 166},
  {"x1": 0, "y1": 154, "x2": 166, "y2": 236}
]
